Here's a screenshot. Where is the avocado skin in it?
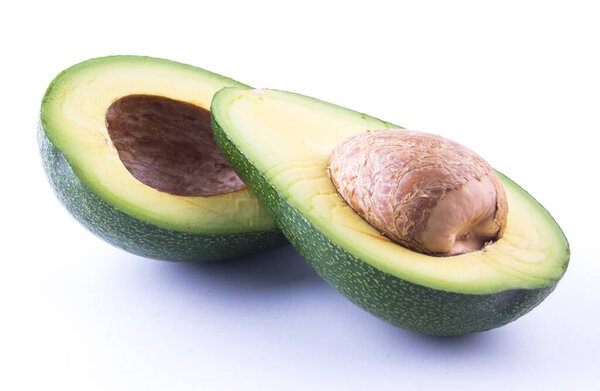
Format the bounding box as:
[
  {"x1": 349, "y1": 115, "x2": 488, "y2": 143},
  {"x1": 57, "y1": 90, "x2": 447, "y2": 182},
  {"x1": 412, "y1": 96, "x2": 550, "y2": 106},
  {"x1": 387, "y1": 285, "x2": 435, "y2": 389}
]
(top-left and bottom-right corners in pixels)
[
  {"x1": 38, "y1": 125, "x2": 287, "y2": 262},
  {"x1": 212, "y1": 112, "x2": 557, "y2": 335}
]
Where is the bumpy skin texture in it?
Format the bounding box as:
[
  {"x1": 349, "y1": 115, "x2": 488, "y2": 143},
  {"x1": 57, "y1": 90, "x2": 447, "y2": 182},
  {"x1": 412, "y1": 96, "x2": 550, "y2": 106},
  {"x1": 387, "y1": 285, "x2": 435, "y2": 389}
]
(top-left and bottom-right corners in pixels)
[
  {"x1": 212, "y1": 113, "x2": 557, "y2": 335},
  {"x1": 38, "y1": 126, "x2": 287, "y2": 262},
  {"x1": 328, "y1": 129, "x2": 507, "y2": 256}
]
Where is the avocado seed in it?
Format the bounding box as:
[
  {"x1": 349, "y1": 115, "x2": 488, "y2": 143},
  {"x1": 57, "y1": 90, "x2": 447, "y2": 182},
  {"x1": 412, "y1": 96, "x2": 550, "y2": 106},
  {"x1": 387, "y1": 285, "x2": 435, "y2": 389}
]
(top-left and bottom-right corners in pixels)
[{"x1": 327, "y1": 129, "x2": 507, "y2": 256}]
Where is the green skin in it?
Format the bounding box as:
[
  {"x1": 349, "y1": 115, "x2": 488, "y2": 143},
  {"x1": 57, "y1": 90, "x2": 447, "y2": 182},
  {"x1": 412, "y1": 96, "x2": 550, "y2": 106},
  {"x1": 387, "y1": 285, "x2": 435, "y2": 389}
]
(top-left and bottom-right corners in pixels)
[
  {"x1": 38, "y1": 126, "x2": 287, "y2": 261},
  {"x1": 212, "y1": 108, "x2": 562, "y2": 336}
]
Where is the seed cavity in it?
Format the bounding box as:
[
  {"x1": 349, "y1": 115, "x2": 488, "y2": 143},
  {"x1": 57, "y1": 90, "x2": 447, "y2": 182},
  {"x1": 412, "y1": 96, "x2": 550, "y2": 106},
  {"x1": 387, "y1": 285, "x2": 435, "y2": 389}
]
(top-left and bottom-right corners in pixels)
[{"x1": 105, "y1": 94, "x2": 246, "y2": 197}]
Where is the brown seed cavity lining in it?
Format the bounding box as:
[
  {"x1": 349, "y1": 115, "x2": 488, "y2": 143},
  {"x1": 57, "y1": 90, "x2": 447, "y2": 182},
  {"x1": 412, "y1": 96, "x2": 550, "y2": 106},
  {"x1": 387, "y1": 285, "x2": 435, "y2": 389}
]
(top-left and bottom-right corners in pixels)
[{"x1": 105, "y1": 94, "x2": 246, "y2": 197}]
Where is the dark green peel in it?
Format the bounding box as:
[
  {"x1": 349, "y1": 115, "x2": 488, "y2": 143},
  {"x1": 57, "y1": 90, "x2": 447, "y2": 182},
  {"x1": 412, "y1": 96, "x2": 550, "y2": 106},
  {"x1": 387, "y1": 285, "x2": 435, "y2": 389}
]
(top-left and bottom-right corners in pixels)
[{"x1": 39, "y1": 126, "x2": 286, "y2": 261}]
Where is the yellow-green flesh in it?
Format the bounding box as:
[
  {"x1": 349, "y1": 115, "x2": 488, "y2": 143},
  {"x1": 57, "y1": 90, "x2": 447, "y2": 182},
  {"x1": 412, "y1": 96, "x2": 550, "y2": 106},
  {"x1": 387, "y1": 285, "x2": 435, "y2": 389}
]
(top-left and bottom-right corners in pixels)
[
  {"x1": 41, "y1": 57, "x2": 275, "y2": 234},
  {"x1": 212, "y1": 88, "x2": 568, "y2": 294}
]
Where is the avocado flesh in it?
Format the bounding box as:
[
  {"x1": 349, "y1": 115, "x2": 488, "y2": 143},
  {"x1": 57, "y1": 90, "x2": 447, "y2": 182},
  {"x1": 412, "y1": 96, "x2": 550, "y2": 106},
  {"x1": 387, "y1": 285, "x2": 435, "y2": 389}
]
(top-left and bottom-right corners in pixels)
[
  {"x1": 211, "y1": 87, "x2": 570, "y2": 334},
  {"x1": 39, "y1": 57, "x2": 286, "y2": 261}
]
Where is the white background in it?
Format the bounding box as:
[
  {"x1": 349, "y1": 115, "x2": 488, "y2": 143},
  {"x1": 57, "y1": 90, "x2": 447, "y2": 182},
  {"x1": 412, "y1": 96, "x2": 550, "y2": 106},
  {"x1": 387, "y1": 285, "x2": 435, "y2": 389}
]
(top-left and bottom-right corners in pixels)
[{"x1": 2, "y1": 1, "x2": 599, "y2": 390}]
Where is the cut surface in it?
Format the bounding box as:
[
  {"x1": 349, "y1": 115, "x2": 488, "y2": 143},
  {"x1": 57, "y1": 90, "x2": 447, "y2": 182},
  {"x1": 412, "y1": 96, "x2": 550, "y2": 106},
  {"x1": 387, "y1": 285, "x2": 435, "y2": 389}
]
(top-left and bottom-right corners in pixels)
[
  {"x1": 211, "y1": 88, "x2": 569, "y2": 294},
  {"x1": 41, "y1": 56, "x2": 275, "y2": 234},
  {"x1": 106, "y1": 94, "x2": 246, "y2": 197}
]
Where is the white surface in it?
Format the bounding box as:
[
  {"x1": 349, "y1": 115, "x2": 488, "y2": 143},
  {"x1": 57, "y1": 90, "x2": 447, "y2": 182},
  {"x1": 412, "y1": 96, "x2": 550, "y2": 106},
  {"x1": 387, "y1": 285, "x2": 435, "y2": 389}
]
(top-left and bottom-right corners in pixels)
[{"x1": 2, "y1": 1, "x2": 599, "y2": 390}]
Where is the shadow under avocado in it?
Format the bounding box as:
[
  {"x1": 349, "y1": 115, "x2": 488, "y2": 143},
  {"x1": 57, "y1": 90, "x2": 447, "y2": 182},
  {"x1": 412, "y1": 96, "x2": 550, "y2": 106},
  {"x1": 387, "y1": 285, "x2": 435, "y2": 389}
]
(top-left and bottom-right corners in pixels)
[{"x1": 153, "y1": 245, "x2": 323, "y2": 292}]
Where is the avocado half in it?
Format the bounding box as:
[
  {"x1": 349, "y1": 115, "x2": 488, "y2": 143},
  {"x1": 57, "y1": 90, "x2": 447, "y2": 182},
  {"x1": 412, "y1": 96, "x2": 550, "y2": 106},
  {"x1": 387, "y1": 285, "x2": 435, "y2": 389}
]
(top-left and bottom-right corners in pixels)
[
  {"x1": 211, "y1": 87, "x2": 570, "y2": 335},
  {"x1": 39, "y1": 56, "x2": 286, "y2": 262}
]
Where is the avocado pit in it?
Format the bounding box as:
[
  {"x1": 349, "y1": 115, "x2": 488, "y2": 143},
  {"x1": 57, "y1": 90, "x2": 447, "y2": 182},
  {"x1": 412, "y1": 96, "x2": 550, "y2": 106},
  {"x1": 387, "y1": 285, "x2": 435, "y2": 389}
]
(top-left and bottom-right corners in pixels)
[
  {"x1": 105, "y1": 95, "x2": 246, "y2": 196},
  {"x1": 328, "y1": 129, "x2": 508, "y2": 256}
]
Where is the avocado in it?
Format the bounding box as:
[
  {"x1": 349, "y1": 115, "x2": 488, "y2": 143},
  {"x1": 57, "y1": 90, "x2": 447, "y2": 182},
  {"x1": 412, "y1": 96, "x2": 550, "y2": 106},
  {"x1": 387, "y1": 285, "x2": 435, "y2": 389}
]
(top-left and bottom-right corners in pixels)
[
  {"x1": 39, "y1": 56, "x2": 286, "y2": 262},
  {"x1": 211, "y1": 87, "x2": 570, "y2": 335}
]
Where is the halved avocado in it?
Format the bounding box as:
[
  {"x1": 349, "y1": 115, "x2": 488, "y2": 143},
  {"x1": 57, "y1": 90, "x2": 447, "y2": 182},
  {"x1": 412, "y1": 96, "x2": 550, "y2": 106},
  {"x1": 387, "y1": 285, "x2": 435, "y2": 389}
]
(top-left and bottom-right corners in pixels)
[
  {"x1": 39, "y1": 56, "x2": 286, "y2": 262},
  {"x1": 211, "y1": 87, "x2": 570, "y2": 335}
]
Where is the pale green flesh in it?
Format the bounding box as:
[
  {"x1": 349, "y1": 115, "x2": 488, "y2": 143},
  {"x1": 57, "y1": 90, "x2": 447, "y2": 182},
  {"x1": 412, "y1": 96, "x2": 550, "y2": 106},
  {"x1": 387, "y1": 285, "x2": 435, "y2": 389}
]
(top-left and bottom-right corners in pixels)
[
  {"x1": 41, "y1": 56, "x2": 276, "y2": 234},
  {"x1": 212, "y1": 87, "x2": 569, "y2": 294}
]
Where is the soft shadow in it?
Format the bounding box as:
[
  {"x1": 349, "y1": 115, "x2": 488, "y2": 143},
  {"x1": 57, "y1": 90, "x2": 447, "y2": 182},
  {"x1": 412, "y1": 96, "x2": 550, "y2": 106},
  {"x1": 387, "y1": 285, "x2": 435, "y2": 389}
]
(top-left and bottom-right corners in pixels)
[
  {"x1": 152, "y1": 244, "x2": 323, "y2": 292},
  {"x1": 376, "y1": 320, "x2": 506, "y2": 354},
  {"x1": 411, "y1": 328, "x2": 496, "y2": 346}
]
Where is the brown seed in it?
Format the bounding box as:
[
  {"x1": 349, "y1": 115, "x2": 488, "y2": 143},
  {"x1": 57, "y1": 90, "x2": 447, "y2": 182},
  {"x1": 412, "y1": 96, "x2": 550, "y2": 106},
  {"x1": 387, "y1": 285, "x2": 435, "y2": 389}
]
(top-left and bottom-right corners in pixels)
[{"x1": 328, "y1": 129, "x2": 508, "y2": 256}]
